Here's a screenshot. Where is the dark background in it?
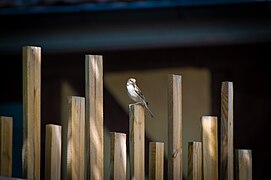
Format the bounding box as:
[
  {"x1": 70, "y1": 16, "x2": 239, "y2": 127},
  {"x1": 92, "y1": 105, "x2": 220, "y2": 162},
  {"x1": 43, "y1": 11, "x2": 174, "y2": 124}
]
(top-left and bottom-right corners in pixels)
[{"x1": 0, "y1": 1, "x2": 271, "y2": 179}]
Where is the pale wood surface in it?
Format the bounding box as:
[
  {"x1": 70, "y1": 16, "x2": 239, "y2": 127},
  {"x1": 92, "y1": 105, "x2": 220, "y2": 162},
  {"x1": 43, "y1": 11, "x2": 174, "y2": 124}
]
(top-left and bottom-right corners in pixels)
[
  {"x1": 201, "y1": 116, "x2": 218, "y2": 180},
  {"x1": 110, "y1": 132, "x2": 126, "y2": 180},
  {"x1": 168, "y1": 74, "x2": 182, "y2": 180},
  {"x1": 129, "y1": 104, "x2": 145, "y2": 180},
  {"x1": 22, "y1": 46, "x2": 41, "y2": 180},
  {"x1": 221, "y1": 82, "x2": 234, "y2": 180},
  {"x1": 188, "y1": 142, "x2": 202, "y2": 180},
  {"x1": 235, "y1": 149, "x2": 252, "y2": 180},
  {"x1": 149, "y1": 142, "x2": 164, "y2": 180},
  {"x1": 85, "y1": 55, "x2": 104, "y2": 180},
  {"x1": 0, "y1": 117, "x2": 13, "y2": 177},
  {"x1": 62, "y1": 96, "x2": 85, "y2": 180},
  {"x1": 45, "y1": 124, "x2": 61, "y2": 180}
]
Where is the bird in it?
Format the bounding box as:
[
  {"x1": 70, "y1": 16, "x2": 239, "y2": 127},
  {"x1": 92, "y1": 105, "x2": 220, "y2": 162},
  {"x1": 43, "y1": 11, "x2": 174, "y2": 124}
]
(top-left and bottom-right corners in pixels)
[{"x1": 126, "y1": 78, "x2": 154, "y2": 117}]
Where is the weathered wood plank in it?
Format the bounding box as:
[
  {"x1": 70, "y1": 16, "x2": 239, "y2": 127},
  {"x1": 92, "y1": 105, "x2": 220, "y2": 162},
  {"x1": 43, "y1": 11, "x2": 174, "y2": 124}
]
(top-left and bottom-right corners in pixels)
[
  {"x1": 85, "y1": 55, "x2": 104, "y2": 180},
  {"x1": 0, "y1": 116, "x2": 13, "y2": 177},
  {"x1": 201, "y1": 116, "x2": 218, "y2": 180},
  {"x1": 188, "y1": 142, "x2": 202, "y2": 180},
  {"x1": 22, "y1": 46, "x2": 41, "y2": 180},
  {"x1": 45, "y1": 124, "x2": 61, "y2": 180},
  {"x1": 168, "y1": 74, "x2": 182, "y2": 180},
  {"x1": 62, "y1": 96, "x2": 85, "y2": 180},
  {"x1": 129, "y1": 104, "x2": 145, "y2": 180},
  {"x1": 221, "y1": 82, "x2": 234, "y2": 180},
  {"x1": 110, "y1": 132, "x2": 126, "y2": 180},
  {"x1": 149, "y1": 142, "x2": 164, "y2": 180},
  {"x1": 235, "y1": 149, "x2": 252, "y2": 180}
]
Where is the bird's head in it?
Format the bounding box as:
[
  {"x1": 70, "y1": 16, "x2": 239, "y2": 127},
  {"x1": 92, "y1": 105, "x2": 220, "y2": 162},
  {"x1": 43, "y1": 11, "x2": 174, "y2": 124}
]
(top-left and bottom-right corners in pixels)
[{"x1": 127, "y1": 78, "x2": 136, "y2": 86}]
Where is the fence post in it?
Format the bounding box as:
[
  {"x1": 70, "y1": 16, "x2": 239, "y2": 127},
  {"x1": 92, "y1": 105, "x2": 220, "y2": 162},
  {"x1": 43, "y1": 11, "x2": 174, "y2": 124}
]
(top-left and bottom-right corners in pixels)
[
  {"x1": 149, "y1": 142, "x2": 164, "y2": 180},
  {"x1": 22, "y1": 46, "x2": 41, "y2": 180},
  {"x1": 221, "y1": 82, "x2": 234, "y2": 180},
  {"x1": 188, "y1": 142, "x2": 202, "y2": 180},
  {"x1": 168, "y1": 74, "x2": 182, "y2": 180},
  {"x1": 0, "y1": 116, "x2": 13, "y2": 177},
  {"x1": 85, "y1": 55, "x2": 104, "y2": 180},
  {"x1": 129, "y1": 104, "x2": 145, "y2": 180},
  {"x1": 110, "y1": 132, "x2": 126, "y2": 180},
  {"x1": 235, "y1": 149, "x2": 252, "y2": 180},
  {"x1": 201, "y1": 116, "x2": 218, "y2": 180},
  {"x1": 45, "y1": 124, "x2": 62, "y2": 180},
  {"x1": 62, "y1": 96, "x2": 85, "y2": 180}
]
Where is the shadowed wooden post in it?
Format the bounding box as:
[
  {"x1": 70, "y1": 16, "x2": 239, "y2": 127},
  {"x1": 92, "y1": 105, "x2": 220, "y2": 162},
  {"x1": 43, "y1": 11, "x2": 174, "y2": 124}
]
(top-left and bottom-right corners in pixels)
[
  {"x1": 149, "y1": 142, "x2": 164, "y2": 180},
  {"x1": 221, "y1": 82, "x2": 234, "y2": 180},
  {"x1": 85, "y1": 55, "x2": 103, "y2": 180},
  {"x1": 201, "y1": 116, "x2": 218, "y2": 180},
  {"x1": 62, "y1": 96, "x2": 85, "y2": 180},
  {"x1": 22, "y1": 46, "x2": 41, "y2": 180},
  {"x1": 0, "y1": 116, "x2": 13, "y2": 177},
  {"x1": 110, "y1": 132, "x2": 126, "y2": 180},
  {"x1": 45, "y1": 124, "x2": 61, "y2": 180},
  {"x1": 235, "y1": 150, "x2": 252, "y2": 180},
  {"x1": 188, "y1": 142, "x2": 202, "y2": 180},
  {"x1": 129, "y1": 104, "x2": 145, "y2": 180},
  {"x1": 168, "y1": 74, "x2": 182, "y2": 180}
]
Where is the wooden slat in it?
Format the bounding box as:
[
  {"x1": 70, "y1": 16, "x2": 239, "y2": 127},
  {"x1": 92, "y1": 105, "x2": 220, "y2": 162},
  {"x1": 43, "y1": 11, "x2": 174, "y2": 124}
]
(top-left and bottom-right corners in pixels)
[
  {"x1": 149, "y1": 142, "x2": 164, "y2": 180},
  {"x1": 85, "y1": 55, "x2": 104, "y2": 180},
  {"x1": 62, "y1": 96, "x2": 85, "y2": 180},
  {"x1": 0, "y1": 116, "x2": 13, "y2": 177},
  {"x1": 188, "y1": 142, "x2": 202, "y2": 180},
  {"x1": 22, "y1": 46, "x2": 41, "y2": 180},
  {"x1": 221, "y1": 82, "x2": 234, "y2": 180},
  {"x1": 201, "y1": 116, "x2": 218, "y2": 180},
  {"x1": 168, "y1": 74, "x2": 182, "y2": 180},
  {"x1": 129, "y1": 104, "x2": 145, "y2": 180},
  {"x1": 235, "y1": 149, "x2": 252, "y2": 180},
  {"x1": 110, "y1": 132, "x2": 126, "y2": 180},
  {"x1": 45, "y1": 124, "x2": 61, "y2": 180}
]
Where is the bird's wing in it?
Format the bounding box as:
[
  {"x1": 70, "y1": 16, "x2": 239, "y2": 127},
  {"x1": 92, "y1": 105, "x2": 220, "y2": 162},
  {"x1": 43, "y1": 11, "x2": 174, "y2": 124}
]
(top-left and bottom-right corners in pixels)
[{"x1": 133, "y1": 84, "x2": 147, "y2": 102}]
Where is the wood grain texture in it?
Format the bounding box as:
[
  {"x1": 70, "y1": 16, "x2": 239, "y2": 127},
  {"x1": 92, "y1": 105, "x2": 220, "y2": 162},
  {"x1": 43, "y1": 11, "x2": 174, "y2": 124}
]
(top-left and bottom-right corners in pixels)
[
  {"x1": 188, "y1": 142, "x2": 202, "y2": 180},
  {"x1": 168, "y1": 74, "x2": 182, "y2": 180},
  {"x1": 85, "y1": 55, "x2": 104, "y2": 180},
  {"x1": 201, "y1": 116, "x2": 218, "y2": 180},
  {"x1": 149, "y1": 142, "x2": 164, "y2": 180},
  {"x1": 62, "y1": 96, "x2": 85, "y2": 180},
  {"x1": 235, "y1": 149, "x2": 252, "y2": 180},
  {"x1": 110, "y1": 132, "x2": 126, "y2": 180},
  {"x1": 0, "y1": 117, "x2": 13, "y2": 177},
  {"x1": 129, "y1": 104, "x2": 145, "y2": 180},
  {"x1": 220, "y1": 82, "x2": 234, "y2": 180},
  {"x1": 22, "y1": 46, "x2": 41, "y2": 180},
  {"x1": 45, "y1": 124, "x2": 61, "y2": 180}
]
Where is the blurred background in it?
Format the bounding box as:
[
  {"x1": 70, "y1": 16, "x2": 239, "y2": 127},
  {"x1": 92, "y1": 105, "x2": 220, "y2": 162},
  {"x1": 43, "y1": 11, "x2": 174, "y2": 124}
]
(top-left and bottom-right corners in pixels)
[{"x1": 0, "y1": 0, "x2": 271, "y2": 179}]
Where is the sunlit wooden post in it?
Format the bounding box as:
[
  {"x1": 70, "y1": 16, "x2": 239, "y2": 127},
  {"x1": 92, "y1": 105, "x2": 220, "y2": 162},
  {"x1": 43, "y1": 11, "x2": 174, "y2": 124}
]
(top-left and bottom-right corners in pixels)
[
  {"x1": 201, "y1": 116, "x2": 218, "y2": 180},
  {"x1": 168, "y1": 74, "x2": 182, "y2": 180},
  {"x1": 22, "y1": 46, "x2": 41, "y2": 180},
  {"x1": 0, "y1": 116, "x2": 13, "y2": 177},
  {"x1": 85, "y1": 55, "x2": 104, "y2": 180},
  {"x1": 62, "y1": 96, "x2": 85, "y2": 180},
  {"x1": 149, "y1": 142, "x2": 164, "y2": 180},
  {"x1": 45, "y1": 124, "x2": 61, "y2": 180},
  {"x1": 221, "y1": 82, "x2": 234, "y2": 180},
  {"x1": 110, "y1": 132, "x2": 126, "y2": 180},
  {"x1": 129, "y1": 104, "x2": 145, "y2": 180},
  {"x1": 235, "y1": 149, "x2": 252, "y2": 180},
  {"x1": 188, "y1": 142, "x2": 202, "y2": 180}
]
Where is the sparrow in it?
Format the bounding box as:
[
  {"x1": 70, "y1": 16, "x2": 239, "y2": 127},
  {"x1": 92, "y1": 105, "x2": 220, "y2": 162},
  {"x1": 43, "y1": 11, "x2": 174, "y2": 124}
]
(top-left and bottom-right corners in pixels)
[{"x1": 126, "y1": 78, "x2": 154, "y2": 117}]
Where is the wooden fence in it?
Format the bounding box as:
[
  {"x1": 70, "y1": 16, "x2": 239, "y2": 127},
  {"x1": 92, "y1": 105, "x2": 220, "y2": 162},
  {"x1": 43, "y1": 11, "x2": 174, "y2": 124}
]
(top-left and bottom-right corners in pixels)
[{"x1": 0, "y1": 46, "x2": 252, "y2": 180}]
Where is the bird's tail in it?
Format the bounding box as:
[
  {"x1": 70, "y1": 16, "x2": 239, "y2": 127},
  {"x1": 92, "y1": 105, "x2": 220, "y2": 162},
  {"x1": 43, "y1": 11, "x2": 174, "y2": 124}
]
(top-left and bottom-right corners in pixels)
[{"x1": 143, "y1": 101, "x2": 154, "y2": 118}]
